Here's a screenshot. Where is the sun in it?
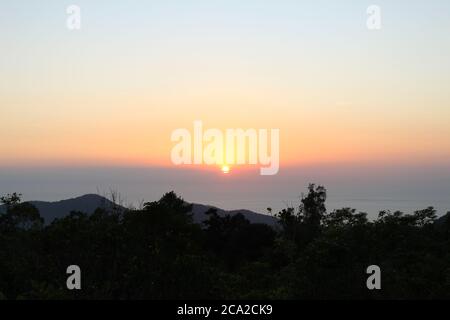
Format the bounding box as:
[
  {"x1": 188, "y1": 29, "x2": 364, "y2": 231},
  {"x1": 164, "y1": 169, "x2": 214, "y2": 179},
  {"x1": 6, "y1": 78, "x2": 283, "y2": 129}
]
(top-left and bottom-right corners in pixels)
[{"x1": 221, "y1": 165, "x2": 230, "y2": 174}]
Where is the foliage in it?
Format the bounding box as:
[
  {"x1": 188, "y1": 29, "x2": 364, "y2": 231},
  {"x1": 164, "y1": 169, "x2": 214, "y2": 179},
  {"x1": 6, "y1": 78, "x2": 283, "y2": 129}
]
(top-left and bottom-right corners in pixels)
[{"x1": 0, "y1": 186, "x2": 449, "y2": 299}]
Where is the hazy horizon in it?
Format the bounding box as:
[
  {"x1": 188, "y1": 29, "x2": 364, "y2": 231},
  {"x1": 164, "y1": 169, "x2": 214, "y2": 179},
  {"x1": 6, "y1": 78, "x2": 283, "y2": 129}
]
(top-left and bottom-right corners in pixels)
[{"x1": 2, "y1": 164, "x2": 450, "y2": 219}]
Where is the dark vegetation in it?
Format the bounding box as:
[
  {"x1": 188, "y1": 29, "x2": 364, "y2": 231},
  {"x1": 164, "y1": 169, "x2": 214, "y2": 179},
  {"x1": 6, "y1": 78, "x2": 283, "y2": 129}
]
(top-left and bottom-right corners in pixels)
[{"x1": 0, "y1": 184, "x2": 449, "y2": 299}]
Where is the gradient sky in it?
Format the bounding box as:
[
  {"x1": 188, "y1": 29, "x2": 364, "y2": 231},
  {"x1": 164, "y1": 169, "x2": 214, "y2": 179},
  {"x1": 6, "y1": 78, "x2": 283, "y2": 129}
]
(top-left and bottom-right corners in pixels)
[{"x1": 1, "y1": 0, "x2": 450, "y2": 168}]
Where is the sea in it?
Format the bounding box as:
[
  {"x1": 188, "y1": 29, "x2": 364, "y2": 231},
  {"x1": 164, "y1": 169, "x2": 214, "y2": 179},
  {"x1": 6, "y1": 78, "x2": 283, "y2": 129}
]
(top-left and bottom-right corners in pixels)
[{"x1": 1, "y1": 164, "x2": 450, "y2": 220}]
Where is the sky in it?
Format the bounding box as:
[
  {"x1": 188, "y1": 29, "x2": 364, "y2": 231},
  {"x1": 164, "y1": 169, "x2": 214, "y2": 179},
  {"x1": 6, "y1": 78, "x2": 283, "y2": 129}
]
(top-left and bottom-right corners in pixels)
[{"x1": 1, "y1": 1, "x2": 450, "y2": 215}]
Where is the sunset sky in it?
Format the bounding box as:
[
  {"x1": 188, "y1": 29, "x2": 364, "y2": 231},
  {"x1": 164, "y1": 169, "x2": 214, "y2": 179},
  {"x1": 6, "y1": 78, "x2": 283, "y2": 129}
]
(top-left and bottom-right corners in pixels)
[
  {"x1": 1, "y1": 0, "x2": 450, "y2": 169},
  {"x1": 1, "y1": 1, "x2": 450, "y2": 217}
]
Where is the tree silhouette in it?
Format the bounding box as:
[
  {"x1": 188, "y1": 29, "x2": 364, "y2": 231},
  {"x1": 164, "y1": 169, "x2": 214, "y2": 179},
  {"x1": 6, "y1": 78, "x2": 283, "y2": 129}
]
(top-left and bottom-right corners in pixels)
[{"x1": 0, "y1": 185, "x2": 449, "y2": 299}]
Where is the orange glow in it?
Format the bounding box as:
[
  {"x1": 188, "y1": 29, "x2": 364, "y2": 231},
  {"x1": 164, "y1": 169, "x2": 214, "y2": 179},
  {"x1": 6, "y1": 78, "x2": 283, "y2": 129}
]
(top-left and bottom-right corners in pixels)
[{"x1": 221, "y1": 165, "x2": 230, "y2": 174}]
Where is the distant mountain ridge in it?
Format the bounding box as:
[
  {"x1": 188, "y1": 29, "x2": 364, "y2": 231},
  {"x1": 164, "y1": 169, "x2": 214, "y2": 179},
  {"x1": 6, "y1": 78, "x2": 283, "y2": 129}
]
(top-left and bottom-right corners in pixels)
[
  {"x1": 190, "y1": 203, "x2": 277, "y2": 226},
  {"x1": 19, "y1": 194, "x2": 118, "y2": 224},
  {"x1": 0, "y1": 194, "x2": 277, "y2": 226}
]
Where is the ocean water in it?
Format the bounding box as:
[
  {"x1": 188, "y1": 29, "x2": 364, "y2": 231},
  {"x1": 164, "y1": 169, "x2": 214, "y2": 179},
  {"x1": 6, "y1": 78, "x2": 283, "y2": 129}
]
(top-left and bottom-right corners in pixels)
[{"x1": 1, "y1": 165, "x2": 450, "y2": 220}]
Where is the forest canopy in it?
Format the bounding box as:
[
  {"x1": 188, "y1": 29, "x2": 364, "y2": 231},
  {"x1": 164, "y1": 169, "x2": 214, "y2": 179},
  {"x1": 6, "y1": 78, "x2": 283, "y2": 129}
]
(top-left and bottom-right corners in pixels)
[{"x1": 0, "y1": 185, "x2": 449, "y2": 300}]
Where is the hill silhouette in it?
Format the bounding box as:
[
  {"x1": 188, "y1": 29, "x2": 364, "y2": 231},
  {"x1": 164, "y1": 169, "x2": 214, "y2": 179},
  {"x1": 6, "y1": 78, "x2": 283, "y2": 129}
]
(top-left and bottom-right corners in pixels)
[{"x1": 0, "y1": 194, "x2": 277, "y2": 226}]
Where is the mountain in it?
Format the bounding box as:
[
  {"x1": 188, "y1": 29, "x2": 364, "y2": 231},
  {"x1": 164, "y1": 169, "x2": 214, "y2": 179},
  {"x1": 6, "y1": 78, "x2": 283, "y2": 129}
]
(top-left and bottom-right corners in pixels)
[
  {"x1": 191, "y1": 203, "x2": 277, "y2": 226},
  {"x1": 0, "y1": 194, "x2": 277, "y2": 226},
  {"x1": 3, "y1": 194, "x2": 119, "y2": 224}
]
